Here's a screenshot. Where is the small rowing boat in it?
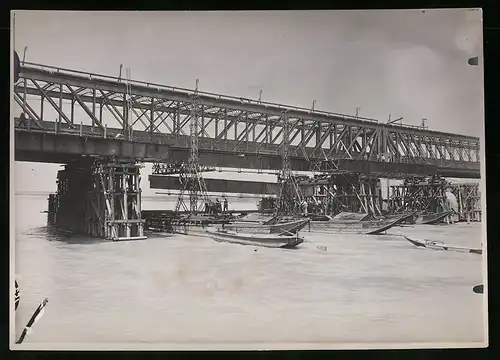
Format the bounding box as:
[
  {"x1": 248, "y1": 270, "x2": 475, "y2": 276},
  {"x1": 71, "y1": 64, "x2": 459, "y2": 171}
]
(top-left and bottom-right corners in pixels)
[
  {"x1": 404, "y1": 236, "x2": 482, "y2": 254},
  {"x1": 224, "y1": 218, "x2": 309, "y2": 235},
  {"x1": 205, "y1": 228, "x2": 304, "y2": 249}
]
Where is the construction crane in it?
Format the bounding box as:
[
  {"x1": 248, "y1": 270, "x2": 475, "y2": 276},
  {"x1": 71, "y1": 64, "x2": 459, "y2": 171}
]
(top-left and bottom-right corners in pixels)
[{"x1": 174, "y1": 79, "x2": 209, "y2": 215}]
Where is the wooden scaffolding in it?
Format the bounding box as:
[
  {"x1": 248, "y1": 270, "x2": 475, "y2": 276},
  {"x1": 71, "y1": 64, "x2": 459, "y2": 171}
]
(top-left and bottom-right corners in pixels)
[
  {"x1": 298, "y1": 172, "x2": 383, "y2": 217},
  {"x1": 89, "y1": 158, "x2": 145, "y2": 241},
  {"x1": 387, "y1": 176, "x2": 481, "y2": 222},
  {"x1": 47, "y1": 157, "x2": 146, "y2": 241},
  {"x1": 387, "y1": 176, "x2": 448, "y2": 214},
  {"x1": 449, "y1": 183, "x2": 482, "y2": 222}
]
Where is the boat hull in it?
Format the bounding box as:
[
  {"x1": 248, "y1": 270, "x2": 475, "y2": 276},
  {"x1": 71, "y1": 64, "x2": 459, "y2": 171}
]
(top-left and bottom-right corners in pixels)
[
  {"x1": 205, "y1": 228, "x2": 304, "y2": 248},
  {"x1": 224, "y1": 219, "x2": 309, "y2": 235},
  {"x1": 414, "y1": 210, "x2": 454, "y2": 225},
  {"x1": 307, "y1": 215, "x2": 405, "y2": 235},
  {"x1": 404, "y1": 236, "x2": 482, "y2": 254},
  {"x1": 332, "y1": 212, "x2": 369, "y2": 221}
]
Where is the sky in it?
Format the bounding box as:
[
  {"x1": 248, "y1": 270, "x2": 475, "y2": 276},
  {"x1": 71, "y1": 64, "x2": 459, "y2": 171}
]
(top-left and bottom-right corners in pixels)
[{"x1": 12, "y1": 9, "x2": 484, "y2": 194}]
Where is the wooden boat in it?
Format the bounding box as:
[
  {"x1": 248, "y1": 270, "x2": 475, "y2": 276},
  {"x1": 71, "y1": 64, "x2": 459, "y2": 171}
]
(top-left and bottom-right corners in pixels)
[
  {"x1": 404, "y1": 236, "x2": 482, "y2": 254},
  {"x1": 205, "y1": 228, "x2": 304, "y2": 249},
  {"x1": 307, "y1": 214, "x2": 407, "y2": 235},
  {"x1": 224, "y1": 218, "x2": 309, "y2": 235}
]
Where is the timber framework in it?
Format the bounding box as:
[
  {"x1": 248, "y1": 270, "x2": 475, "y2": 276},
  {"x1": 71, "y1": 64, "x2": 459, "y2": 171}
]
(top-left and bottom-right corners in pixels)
[{"x1": 47, "y1": 157, "x2": 146, "y2": 241}]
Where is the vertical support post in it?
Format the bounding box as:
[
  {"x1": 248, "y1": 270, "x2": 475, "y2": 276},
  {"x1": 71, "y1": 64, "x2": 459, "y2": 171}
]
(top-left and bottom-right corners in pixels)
[
  {"x1": 301, "y1": 120, "x2": 305, "y2": 148},
  {"x1": 224, "y1": 108, "x2": 228, "y2": 140},
  {"x1": 123, "y1": 94, "x2": 128, "y2": 139},
  {"x1": 92, "y1": 87, "x2": 96, "y2": 132},
  {"x1": 265, "y1": 115, "x2": 269, "y2": 144},
  {"x1": 252, "y1": 116, "x2": 256, "y2": 142},
  {"x1": 109, "y1": 164, "x2": 115, "y2": 240},
  {"x1": 40, "y1": 94, "x2": 45, "y2": 122},
  {"x1": 245, "y1": 112, "x2": 249, "y2": 143},
  {"x1": 175, "y1": 102, "x2": 180, "y2": 136},
  {"x1": 201, "y1": 106, "x2": 205, "y2": 139},
  {"x1": 137, "y1": 171, "x2": 143, "y2": 237},
  {"x1": 123, "y1": 171, "x2": 130, "y2": 238},
  {"x1": 150, "y1": 98, "x2": 154, "y2": 142},
  {"x1": 215, "y1": 116, "x2": 219, "y2": 140},
  {"x1": 71, "y1": 99, "x2": 75, "y2": 125},
  {"x1": 59, "y1": 83, "x2": 63, "y2": 131},
  {"x1": 24, "y1": 76, "x2": 29, "y2": 130},
  {"x1": 234, "y1": 115, "x2": 237, "y2": 140},
  {"x1": 329, "y1": 125, "x2": 334, "y2": 153}
]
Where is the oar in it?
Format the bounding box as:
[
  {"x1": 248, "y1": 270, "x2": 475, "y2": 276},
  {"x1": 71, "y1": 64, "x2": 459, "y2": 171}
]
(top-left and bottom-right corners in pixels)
[
  {"x1": 16, "y1": 297, "x2": 49, "y2": 344},
  {"x1": 473, "y1": 284, "x2": 484, "y2": 294}
]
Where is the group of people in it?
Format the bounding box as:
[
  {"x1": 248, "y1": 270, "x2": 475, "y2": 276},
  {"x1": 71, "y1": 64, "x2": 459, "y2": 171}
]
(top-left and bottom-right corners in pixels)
[{"x1": 204, "y1": 198, "x2": 229, "y2": 215}]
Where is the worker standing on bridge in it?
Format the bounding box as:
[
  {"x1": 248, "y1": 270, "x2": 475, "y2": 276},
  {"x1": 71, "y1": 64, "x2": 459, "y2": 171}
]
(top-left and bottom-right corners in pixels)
[
  {"x1": 18, "y1": 112, "x2": 27, "y2": 127},
  {"x1": 223, "y1": 198, "x2": 228, "y2": 213}
]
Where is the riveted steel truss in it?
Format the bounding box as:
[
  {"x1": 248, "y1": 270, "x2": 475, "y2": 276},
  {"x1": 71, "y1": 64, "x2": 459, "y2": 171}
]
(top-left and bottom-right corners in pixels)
[{"x1": 14, "y1": 63, "x2": 480, "y2": 172}]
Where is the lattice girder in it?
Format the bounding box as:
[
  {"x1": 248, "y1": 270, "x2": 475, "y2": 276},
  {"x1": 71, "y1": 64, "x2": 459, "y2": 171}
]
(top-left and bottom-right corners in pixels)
[{"x1": 14, "y1": 63, "x2": 480, "y2": 169}]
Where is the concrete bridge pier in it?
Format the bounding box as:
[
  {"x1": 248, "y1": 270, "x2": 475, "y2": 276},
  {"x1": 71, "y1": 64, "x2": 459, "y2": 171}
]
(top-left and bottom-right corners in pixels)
[{"x1": 47, "y1": 157, "x2": 146, "y2": 241}]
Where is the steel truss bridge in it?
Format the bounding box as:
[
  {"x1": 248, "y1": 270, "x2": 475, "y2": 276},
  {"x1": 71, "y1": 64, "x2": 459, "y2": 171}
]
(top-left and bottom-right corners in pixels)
[{"x1": 14, "y1": 62, "x2": 480, "y2": 179}]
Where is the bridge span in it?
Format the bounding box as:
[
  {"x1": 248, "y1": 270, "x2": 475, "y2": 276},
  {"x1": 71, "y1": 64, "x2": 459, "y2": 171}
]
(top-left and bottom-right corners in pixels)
[{"x1": 14, "y1": 62, "x2": 480, "y2": 179}]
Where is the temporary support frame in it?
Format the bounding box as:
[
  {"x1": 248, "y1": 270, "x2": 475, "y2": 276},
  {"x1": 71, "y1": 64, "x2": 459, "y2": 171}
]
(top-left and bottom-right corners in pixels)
[
  {"x1": 449, "y1": 183, "x2": 481, "y2": 222},
  {"x1": 387, "y1": 176, "x2": 448, "y2": 214},
  {"x1": 298, "y1": 172, "x2": 383, "y2": 217},
  {"x1": 47, "y1": 157, "x2": 146, "y2": 241},
  {"x1": 386, "y1": 175, "x2": 482, "y2": 222},
  {"x1": 275, "y1": 110, "x2": 304, "y2": 216},
  {"x1": 90, "y1": 158, "x2": 146, "y2": 240}
]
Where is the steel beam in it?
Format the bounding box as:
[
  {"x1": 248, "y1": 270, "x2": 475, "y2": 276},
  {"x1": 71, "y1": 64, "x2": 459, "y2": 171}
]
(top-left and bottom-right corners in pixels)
[
  {"x1": 14, "y1": 127, "x2": 480, "y2": 178},
  {"x1": 149, "y1": 175, "x2": 279, "y2": 195}
]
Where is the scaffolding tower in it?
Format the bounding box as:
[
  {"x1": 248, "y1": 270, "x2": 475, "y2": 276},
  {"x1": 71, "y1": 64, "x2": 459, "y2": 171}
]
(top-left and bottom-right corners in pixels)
[
  {"x1": 174, "y1": 80, "x2": 209, "y2": 215},
  {"x1": 275, "y1": 110, "x2": 304, "y2": 215}
]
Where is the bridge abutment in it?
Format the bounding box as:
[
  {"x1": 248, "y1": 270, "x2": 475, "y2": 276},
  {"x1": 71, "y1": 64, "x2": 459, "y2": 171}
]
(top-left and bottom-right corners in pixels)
[{"x1": 47, "y1": 157, "x2": 146, "y2": 241}]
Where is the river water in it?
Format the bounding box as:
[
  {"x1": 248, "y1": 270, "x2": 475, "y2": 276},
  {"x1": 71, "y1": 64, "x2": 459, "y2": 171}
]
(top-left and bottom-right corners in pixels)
[{"x1": 12, "y1": 194, "x2": 487, "y2": 349}]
